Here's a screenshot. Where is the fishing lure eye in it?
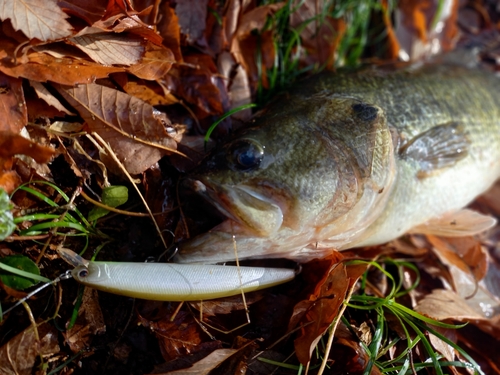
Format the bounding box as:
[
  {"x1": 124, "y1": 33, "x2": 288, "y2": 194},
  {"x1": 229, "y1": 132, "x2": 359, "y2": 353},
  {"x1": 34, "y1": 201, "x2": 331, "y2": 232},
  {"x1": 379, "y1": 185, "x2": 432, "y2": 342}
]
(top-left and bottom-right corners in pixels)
[
  {"x1": 228, "y1": 139, "x2": 264, "y2": 171},
  {"x1": 78, "y1": 268, "x2": 89, "y2": 278}
]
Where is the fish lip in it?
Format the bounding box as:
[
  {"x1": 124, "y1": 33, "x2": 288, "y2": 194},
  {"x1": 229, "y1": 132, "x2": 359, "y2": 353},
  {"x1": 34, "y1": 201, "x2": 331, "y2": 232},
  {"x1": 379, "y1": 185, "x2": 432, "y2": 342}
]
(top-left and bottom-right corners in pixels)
[
  {"x1": 184, "y1": 178, "x2": 242, "y2": 224},
  {"x1": 185, "y1": 178, "x2": 284, "y2": 236}
]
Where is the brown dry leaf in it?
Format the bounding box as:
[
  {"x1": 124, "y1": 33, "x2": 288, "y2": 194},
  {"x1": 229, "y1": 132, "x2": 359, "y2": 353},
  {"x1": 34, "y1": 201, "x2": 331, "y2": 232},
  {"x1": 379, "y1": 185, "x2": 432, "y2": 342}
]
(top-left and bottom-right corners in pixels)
[
  {"x1": 108, "y1": 14, "x2": 164, "y2": 46},
  {"x1": 0, "y1": 322, "x2": 60, "y2": 375},
  {"x1": 414, "y1": 288, "x2": 500, "y2": 338},
  {"x1": 0, "y1": 0, "x2": 73, "y2": 41},
  {"x1": 59, "y1": 0, "x2": 106, "y2": 25},
  {"x1": 290, "y1": 1, "x2": 346, "y2": 69},
  {"x1": 157, "y1": 2, "x2": 182, "y2": 61},
  {"x1": 217, "y1": 51, "x2": 251, "y2": 121},
  {"x1": 176, "y1": 0, "x2": 208, "y2": 44},
  {"x1": 139, "y1": 309, "x2": 212, "y2": 362},
  {"x1": 166, "y1": 348, "x2": 239, "y2": 375},
  {"x1": 396, "y1": 0, "x2": 459, "y2": 60},
  {"x1": 414, "y1": 288, "x2": 486, "y2": 321},
  {"x1": 69, "y1": 27, "x2": 145, "y2": 66},
  {"x1": 0, "y1": 38, "x2": 124, "y2": 84},
  {"x1": 0, "y1": 132, "x2": 55, "y2": 163},
  {"x1": 293, "y1": 262, "x2": 349, "y2": 365},
  {"x1": 63, "y1": 288, "x2": 106, "y2": 353},
  {"x1": 127, "y1": 41, "x2": 175, "y2": 80},
  {"x1": 331, "y1": 323, "x2": 379, "y2": 375},
  {"x1": 379, "y1": 0, "x2": 401, "y2": 60},
  {"x1": 427, "y1": 235, "x2": 488, "y2": 282},
  {"x1": 428, "y1": 325, "x2": 458, "y2": 364},
  {"x1": 426, "y1": 235, "x2": 500, "y2": 317},
  {"x1": 230, "y1": 4, "x2": 284, "y2": 87},
  {"x1": 56, "y1": 83, "x2": 178, "y2": 175},
  {"x1": 116, "y1": 76, "x2": 178, "y2": 106},
  {"x1": 189, "y1": 292, "x2": 264, "y2": 317},
  {"x1": 171, "y1": 54, "x2": 229, "y2": 118},
  {"x1": 0, "y1": 72, "x2": 26, "y2": 133},
  {"x1": 29, "y1": 80, "x2": 74, "y2": 115}
]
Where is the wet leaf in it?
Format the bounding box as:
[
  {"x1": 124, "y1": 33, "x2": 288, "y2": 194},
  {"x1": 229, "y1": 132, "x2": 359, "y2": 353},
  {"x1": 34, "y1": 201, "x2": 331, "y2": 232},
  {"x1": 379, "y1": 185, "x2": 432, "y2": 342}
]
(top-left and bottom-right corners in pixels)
[
  {"x1": 293, "y1": 262, "x2": 349, "y2": 365},
  {"x1": 56, "y1": 83, "x2": 178, "y2": 175},
  {"x1": 69, "y1": 27, "x2": 145, "y2": 66},
  {"x1": 0, "y1": 254, "x2": 40, "y2": 289},
  {"x1": 0, "y1": 322, "x2": 59, "y2": 375},
  {"x1": 0, "y1": 72, "x2": 26, "y2": 133},
  {"x1": 0, "y1": 188, "x2": 14, "y2": 240},
  {"x1": 175, "y1": 0, "x2": 208, "y2": 44},
  {"x1": 0, "y1": 0, "x2": 73, "y2": 41},
  {"x1": 88, "y1": 185, "x2": 128, "y2": 221}
]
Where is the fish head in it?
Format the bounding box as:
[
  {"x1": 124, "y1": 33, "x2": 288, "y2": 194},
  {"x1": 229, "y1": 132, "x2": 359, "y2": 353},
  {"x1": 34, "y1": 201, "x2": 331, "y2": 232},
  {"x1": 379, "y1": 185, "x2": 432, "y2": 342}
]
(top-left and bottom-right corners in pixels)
[{"x1": 178, "y1": 93, "x2": 395, "y2": 263}]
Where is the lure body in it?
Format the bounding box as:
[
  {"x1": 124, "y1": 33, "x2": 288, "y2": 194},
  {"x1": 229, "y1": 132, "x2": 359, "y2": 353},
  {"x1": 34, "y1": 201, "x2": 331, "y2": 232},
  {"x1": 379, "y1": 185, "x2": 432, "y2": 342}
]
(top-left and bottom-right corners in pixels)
[{"x1": 71, "y1": 261, "x2": 295, "y2": 301}]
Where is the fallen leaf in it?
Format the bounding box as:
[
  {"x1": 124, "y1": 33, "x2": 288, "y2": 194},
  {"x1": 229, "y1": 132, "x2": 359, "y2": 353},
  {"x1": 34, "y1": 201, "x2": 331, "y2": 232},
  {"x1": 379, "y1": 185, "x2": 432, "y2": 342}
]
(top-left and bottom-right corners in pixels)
[
  {"x1": 63, "y1": 287, "x2": 106, "y2": 353},
  {"x1": 139, "y1": 308, "x2": 212, "y2": 362},
  {"x1": 128, "y1": 41, "x2": 175, "y2": 80},
  {"x1": 414, "y1": 288, "x2": 486, "y2": 321},
  {"x1": 69, "y1": 27, "x2": 145, "y2": 66},
  {"x1": 157, "y1": 2, "x2": 182, "y2": 61},
  {"x1": 0, "y1": 38, "x2": 124, "y2": 85},
  {"x1": 56, "y1": 83, "x2": 178, "y2": 174},
  {"x1": 0, "y1": 322, "x2": 59, "y2": 375},
  {"x1": 0, "y1": 132, "x2": 55, "y2": 163},
  {"x1": 431, "y1": 236, "x2": 488, "y2": 281},
  {"x1": 0, "y1": 0, "x2": 73, "y2": 41},
  {"x1": 176, "y1": 0, "x2": 208, "y2": 44},
  {"x1": 115, "y1": 75, "x2": 178, "y2": 106},
  {"x1": 166, "y1": 348, "x2": 239, "y2": 375},
  {"x1": 396, "y1": 0, "x2": 459, "y2": 61},
  {"x1": 426, "y1": 235, "x2": 500, "y2": 317},
  {"x1": 189, "y1": 292, "x2": 264, "y2": 317},
  {"x1": 293, "y1": 262, "x2": 349, "y2": 365},
  {"x1": 59, "y1": 0, "x2": 106, "y2": 25},
  {"x1": 170, "y1": 55, "x2": 229, "y2": 118},
  {"x1": 290, "y1": 1, "x2": 347, "y2": 69},
  {"x1": 0, "y1": 72, "x2": 26, "y2": 133},
  {"x1": 230, "y1": 4, "x2": 284, "y2": 87},
  {"x1": 29, "y1": 80, "x2": 74, "y2": 115}
]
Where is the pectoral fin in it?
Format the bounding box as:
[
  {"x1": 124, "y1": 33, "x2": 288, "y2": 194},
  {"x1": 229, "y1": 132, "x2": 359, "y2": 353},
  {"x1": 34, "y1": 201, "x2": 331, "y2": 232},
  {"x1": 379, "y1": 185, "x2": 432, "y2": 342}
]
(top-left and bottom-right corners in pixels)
[
  {"x1": 409, "y1": 209, "x2": 496, "y2": 237},
  {"x1": 400, "y1": 122, "x2": 470, "y2": 175}
]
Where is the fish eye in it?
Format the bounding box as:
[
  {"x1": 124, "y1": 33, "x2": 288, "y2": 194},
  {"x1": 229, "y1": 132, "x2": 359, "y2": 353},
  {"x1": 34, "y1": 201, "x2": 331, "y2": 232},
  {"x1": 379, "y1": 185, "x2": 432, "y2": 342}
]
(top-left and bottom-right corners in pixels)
[
  {"x1": 228, "y1": 139, "x2": 264, "y2": 171},
  {"x1": 78, "y1": 268, "x2": 89, "y2": 278}
]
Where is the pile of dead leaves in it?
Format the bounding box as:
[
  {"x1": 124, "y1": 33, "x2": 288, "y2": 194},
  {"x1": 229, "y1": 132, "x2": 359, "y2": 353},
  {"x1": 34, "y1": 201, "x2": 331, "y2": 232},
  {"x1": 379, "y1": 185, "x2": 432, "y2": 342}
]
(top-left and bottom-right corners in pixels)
[{"x1": 0, "y1": 0, "x2": 499, "y2": 374}]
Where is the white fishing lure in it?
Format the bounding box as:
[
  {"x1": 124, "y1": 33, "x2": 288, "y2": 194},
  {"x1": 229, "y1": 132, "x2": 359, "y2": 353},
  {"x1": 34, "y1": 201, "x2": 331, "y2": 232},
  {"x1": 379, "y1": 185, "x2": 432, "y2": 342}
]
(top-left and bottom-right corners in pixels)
[{"x1": 71, "y1": 261, "x2": 296, "y2": 301}]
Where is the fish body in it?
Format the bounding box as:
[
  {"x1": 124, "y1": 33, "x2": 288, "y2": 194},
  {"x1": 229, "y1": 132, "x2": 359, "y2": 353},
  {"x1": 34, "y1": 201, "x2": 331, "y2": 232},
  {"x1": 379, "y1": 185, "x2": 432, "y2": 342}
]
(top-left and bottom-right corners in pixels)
[{"x1": 177, "y1": 60, "x2": 500, "y2": 264}]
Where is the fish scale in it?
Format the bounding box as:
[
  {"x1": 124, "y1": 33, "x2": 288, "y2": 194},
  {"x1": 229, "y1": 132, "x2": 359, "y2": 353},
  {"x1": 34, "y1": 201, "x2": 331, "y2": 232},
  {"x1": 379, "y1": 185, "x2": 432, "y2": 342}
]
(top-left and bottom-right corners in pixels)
[{"x1": 177, "y1": 58, "x2": 500, "y2": 264}]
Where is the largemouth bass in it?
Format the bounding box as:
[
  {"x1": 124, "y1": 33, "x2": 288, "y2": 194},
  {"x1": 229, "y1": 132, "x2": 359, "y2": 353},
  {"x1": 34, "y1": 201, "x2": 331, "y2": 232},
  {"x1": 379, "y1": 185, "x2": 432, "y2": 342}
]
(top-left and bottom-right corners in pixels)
[{"x1": 176, "y1": 58, "x2": 500, "y2": 264}]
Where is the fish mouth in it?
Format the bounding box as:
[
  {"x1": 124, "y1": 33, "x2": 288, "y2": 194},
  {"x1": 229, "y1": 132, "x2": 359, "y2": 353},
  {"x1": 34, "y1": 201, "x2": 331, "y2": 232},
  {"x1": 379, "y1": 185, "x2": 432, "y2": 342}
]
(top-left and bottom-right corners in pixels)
[{"x1": 187, "y1": 178, "x2": 284, "y2": 237}]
